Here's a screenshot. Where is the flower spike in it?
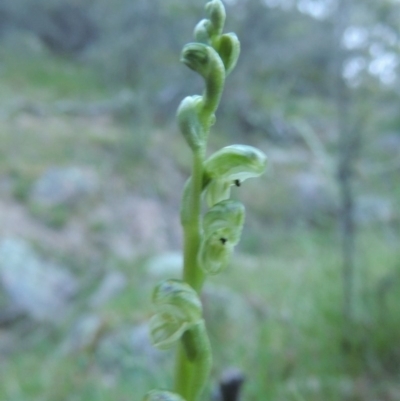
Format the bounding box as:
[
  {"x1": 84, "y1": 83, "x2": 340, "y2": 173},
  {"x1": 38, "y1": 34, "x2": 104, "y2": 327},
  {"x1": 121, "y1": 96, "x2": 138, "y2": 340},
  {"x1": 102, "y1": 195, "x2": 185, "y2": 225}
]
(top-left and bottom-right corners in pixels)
[{"x1": 145, "y1": 1, "x2": 267, "y2": 400}]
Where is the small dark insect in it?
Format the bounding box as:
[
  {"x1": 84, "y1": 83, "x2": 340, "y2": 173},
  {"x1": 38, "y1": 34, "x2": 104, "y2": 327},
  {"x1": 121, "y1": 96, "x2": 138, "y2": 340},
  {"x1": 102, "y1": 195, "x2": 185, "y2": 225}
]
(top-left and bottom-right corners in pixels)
[
  {"x1": 220, "y1": 237, "x2": 227, "y2": 245},
  {"x1": 234, "y1": 179, "x2": 241, "y2": 187}
]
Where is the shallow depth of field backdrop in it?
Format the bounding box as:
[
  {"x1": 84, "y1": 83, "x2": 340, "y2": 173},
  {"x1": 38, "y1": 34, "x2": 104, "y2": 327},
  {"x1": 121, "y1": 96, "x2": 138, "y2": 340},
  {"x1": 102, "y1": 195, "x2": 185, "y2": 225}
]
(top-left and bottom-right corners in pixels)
[{"x1": 0, "y1": 0, "x2": 399, "y2": 400}]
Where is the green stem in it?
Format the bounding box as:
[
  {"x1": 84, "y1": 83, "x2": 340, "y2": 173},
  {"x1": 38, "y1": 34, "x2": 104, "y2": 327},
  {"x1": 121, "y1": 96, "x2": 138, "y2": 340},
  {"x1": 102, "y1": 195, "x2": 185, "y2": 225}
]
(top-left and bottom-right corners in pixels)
[
  {"x1": 185, "y1": 321, "x2": 212, "y2": 401},
  {"x1": 174, "y1": 148, "x2": 206, "y2": 400},
  {"x1": 176, "y1": 322, "x2": 212, "y2": 401},
  {"x1": 174, "y1": 344, "x2": 193, "y2": 398},
  {"x1": 182, "y1": 149, "x2": 205, "y2": 292}
]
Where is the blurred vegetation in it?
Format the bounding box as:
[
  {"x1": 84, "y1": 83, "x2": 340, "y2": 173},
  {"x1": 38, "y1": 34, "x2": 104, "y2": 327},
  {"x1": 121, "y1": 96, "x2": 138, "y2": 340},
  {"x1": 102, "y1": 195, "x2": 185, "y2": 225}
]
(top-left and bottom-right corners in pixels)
[{"x1": 0, "y1": 0, "x2": 399, "y2": 400}]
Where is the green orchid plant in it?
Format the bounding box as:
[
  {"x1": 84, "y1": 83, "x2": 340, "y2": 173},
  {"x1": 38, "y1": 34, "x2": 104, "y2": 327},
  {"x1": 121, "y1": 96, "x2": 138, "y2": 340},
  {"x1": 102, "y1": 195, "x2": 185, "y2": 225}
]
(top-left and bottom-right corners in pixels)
[{"x1": 143, "y1": 1, "x2": 267, "y2": 400}]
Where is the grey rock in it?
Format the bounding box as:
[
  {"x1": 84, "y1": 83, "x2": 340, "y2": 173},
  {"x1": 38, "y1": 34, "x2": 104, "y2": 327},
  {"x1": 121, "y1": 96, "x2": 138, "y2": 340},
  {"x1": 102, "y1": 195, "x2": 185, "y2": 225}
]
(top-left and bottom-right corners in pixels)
[
  {"x1": 31, "y1": 166, "x2": 99, "y2": 207},
  {"x1": 116, "y1": 196, "x2": 180, "y2": 254},
  {"x1": 0, "y1": 237, "x2": 78, "y2": 322},
  {"x1": 145, "y1": 252, "x2": 183, "y2": 279}
]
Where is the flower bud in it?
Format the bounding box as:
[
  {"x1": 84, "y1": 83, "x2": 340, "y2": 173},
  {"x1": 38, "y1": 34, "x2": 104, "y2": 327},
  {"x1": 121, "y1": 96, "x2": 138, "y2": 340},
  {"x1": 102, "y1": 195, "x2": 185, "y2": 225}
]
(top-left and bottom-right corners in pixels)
[
  {"x1": 177, "y1": 95, "x2": 204, "y2": 150},
  {"x1": 194, "y1": 19, "x2": 212, "y2": 43},
  {"x1": 181, "y1": 43, "x2": 225, "y2": 115},
  {"x1": 205, "y1": 0, "x2": 226, "y2": 36},
  {"x1": 181, "y1": 43, "x2": 212, "y2": 77},
  {"x1": 143, "y1": 390, "x2": 186, "y2": 401},
  {"x1": 216, "y1": 33, "x2": 240, "y2": 76}
]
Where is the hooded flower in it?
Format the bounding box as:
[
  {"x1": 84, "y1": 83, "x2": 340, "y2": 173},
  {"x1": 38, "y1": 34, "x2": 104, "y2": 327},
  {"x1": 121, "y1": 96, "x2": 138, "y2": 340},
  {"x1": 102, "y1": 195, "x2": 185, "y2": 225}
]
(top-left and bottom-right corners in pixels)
[
  {"x1": 198, "y1": 199, "x2": 245, "y2": 275},
  {"x1": 203, "y1": 144, "x2": 267, "y2": 207},
  {"x1": 149, "y1": 280, "x2": 202, "y2": 350}
]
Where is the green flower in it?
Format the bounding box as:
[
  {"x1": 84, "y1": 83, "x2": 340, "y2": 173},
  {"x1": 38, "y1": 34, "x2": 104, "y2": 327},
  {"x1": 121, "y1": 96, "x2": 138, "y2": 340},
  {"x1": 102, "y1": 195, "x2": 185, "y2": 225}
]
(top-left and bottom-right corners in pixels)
[
  {"x1": 177, "y1": 95, "x2": 204, "y2": 150},
  {"x1": 149, "y1": 280, "x2": 202, "y2": 350},
  {"x1": 215, "y1": 33, "x2": 240, "y2": 75},
  {"x1": 205, "y1": 0, "x2": 226, "y2": 37},
  {"x1": 203, "y1": 144, "x2": 267, "y2": 206},
  {"x1": 199, "y1": 200, "x2": 245, "y2": 275},
  {"x1": 194, "y1": 19, "x2": 212, "y2": 44},
  {"x1": 193, "y1": 0, "x2": 226, "y2": 43},
  {"x1": 181, "y1": 43, "x2": 225, "y2": 117}
]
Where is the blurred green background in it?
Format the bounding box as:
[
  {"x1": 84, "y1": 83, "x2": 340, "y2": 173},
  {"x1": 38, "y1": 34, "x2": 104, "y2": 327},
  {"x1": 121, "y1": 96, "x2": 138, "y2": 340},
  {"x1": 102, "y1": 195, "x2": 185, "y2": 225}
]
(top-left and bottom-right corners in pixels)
[{"x1": 0, "y1": 0, "x2": 399, "y2": 400}]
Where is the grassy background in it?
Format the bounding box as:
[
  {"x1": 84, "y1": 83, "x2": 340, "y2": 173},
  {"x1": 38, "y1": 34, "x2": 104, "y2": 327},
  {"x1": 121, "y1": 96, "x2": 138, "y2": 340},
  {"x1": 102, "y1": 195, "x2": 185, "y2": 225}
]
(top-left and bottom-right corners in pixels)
[{"x1": 0, "y1": 41, "x2": 399, "y2": 401}]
